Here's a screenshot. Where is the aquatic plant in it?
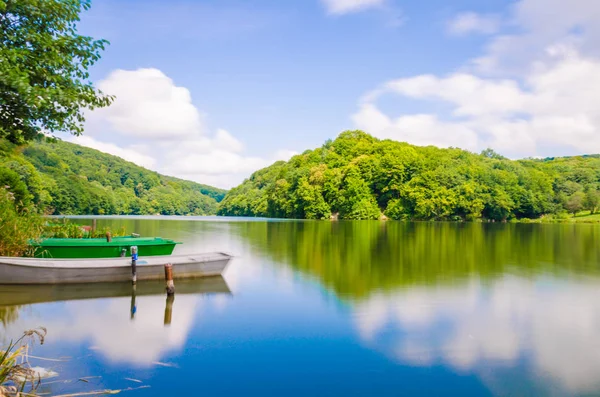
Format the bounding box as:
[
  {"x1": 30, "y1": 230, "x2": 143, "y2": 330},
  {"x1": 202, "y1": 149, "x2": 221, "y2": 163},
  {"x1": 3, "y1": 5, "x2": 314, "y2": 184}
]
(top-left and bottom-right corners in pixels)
[{"x1": 0, "y1": 328, "x2": 46, "y2": 397}]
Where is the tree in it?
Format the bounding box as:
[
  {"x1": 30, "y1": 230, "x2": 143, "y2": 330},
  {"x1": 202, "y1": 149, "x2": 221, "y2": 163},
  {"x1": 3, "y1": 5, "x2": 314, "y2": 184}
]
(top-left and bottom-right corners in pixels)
[
  {"x1": 481, "y1": 148, "x2": 506, "y2": 160},
  {"x1": 0, "y1": 167, "x2": 30, "y2": 206},
  {"x1": 217, "y1": 131, "x2": 600, "y2": 222},
  {"x1": 296, "y1": 177, "x2": 330, "y2": 219},
  {"x1": 583, "y1": 190, "x2": 600, "y2": 214},
  {"x1": 339, "y1": 167, "x2": 380, "y2": 220},
  {"x1": 565, "y1": 191, "x2": 586, "y2": 215},
  {"x1": 0, "y1": 0, "x2": 113, "y2": 143}
]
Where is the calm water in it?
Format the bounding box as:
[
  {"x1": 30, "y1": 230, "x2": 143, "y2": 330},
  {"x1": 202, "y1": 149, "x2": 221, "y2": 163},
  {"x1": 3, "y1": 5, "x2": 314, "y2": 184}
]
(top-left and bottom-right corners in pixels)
[{"x1": 2, "y1": 218, "x2": 600, "y2": 396}]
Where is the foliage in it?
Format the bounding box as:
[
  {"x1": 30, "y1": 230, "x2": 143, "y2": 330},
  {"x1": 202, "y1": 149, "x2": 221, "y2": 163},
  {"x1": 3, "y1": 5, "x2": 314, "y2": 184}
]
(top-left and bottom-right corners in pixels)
[
  {"x1": 0, "y1": 0, "x2": 113, "y2": 144},
  {"x1": 0, "y1": 168, "x2": 29, "y2": 208},
  {"x1": 583, "y1": 190, "x2": 600, "y2": 214},
  {"x1": 0, "y1": 328, "x2": 46, "y2": 397},
  {"x1": 0, "y1": 137, "x2": 226, "y2": 216},
  {"x1": 0, "y1": 188, "x2": 44, "y2": 257},
  {"x1": 44, "y1": 218, "x2": 126, "y2": 239},
  {"x1": 565, "y1": 191, "x2": 586, "y2": 215},
  {"x1": 219, "y1": 131, "x2": 600, "y2": 221}
]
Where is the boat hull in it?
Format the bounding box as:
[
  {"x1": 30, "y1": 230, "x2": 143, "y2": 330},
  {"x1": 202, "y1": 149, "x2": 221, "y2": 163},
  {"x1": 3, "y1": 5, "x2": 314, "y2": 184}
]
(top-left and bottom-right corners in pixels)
[
  {"x1": 0, "y1": 253, "x2": 231, "y2": 285},
  {"x1": 31, "y1": 237, "x2": 180, "y2": 259}
]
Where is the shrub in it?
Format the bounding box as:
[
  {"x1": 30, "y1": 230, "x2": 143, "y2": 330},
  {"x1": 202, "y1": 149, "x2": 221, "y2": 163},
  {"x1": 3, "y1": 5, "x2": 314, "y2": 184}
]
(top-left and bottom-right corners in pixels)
[{"x1": 0, "y1": 188, "x2": 44, "y2": 257}]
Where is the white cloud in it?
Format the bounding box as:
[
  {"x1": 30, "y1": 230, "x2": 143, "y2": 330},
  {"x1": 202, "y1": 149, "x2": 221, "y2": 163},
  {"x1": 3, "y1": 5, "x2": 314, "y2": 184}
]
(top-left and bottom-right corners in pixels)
[
  {"x1": 273, "y1": 149, "x2": 298, "y2": 161},
  {"x1": 353, "y1": 0, "x2": 600, "y2": 157},
  {"x1": 165, "y1": 151, "x2": 268, "y2": 177},
  {"x1": 93, "y1": 68, "x2": 203, "y2": 139},
  {"x1": 352, "y1": 105, "x2": 480, "y2": 150},
  {"x1": 213, "y1": 129, "x2": 244, "y2": 153},
  {"x1": 321, "y1": 0, "x2": 385, "y2": 15},
  {"x1": 161, "y1": 146, "x2": 296, "y2": 189},
  {"x1": 447, "y1": 12, "x2": 501, "y2": 36},
  {"x1": 81, "y1": 68, "x2": 294, "y2": 189},
  {"x1": 68, "y1": 135, "x2": 157, "y2": 169},
  {"x1": 472, "y1": 0, "x2": 600, "y2": 75}
]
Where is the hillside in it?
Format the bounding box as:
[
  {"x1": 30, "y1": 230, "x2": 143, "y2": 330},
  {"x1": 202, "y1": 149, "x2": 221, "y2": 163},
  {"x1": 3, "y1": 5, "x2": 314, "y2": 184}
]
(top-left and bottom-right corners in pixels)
[
  {"x1": 0, "y1": 137, "x2": 226, "y2": 215},
  {"x1": 218, "y1": 131, "x2": 600, "y2": 221}
]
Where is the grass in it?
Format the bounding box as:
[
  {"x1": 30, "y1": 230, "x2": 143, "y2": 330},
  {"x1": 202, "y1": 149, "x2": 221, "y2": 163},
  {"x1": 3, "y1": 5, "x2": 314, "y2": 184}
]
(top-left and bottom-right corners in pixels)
[
  {"x1": 0, "y1": 187, "x2": 128, "y2": 257},
  {"x1": 512, "y1": 211, "x2": 600, "y2": 224},
  {"x1": 0, "y1": 189, "x2": 45, "y2": 257},
  {"x1": 43, "y1": 218, "x2": 127, "y2": 239},
  {"x1": 572, "y1": 211, "x2": 600, "y2": 222},
  {"x1": 0, "y1": 328, "x2": 46, "y2": 397}
]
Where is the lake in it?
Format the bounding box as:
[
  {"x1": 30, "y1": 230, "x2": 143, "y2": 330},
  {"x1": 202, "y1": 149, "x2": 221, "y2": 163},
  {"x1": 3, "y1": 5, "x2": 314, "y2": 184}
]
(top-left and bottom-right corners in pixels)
[{"x1": 2, "y1": 217, "x2": 600, "y2": 396}]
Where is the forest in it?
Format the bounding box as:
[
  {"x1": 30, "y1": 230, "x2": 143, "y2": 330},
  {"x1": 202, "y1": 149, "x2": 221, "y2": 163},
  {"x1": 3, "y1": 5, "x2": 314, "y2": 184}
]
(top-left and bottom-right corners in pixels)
[
  {"x1": 218, "y1": 130, "x2": 600, "y2": 221},
  {"x1": 0, "y1": 137, "x2": 226, "y2": 216}
]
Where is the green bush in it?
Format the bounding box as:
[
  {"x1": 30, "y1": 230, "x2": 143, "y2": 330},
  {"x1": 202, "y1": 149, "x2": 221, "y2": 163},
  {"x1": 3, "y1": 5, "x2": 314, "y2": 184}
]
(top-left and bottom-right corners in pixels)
[{"x1": 0, "y1": 188, "x2": 44, "y2": 257}]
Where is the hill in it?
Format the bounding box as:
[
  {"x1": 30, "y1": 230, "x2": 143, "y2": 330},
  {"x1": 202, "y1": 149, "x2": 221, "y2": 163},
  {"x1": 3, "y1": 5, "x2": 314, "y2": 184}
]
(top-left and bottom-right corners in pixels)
[
  {"x1": 0, "y1": 137, "x2": 226, "y2": 215},
  {"x1": 218, "y1": 131, "x2": 600, "y2": 221}
]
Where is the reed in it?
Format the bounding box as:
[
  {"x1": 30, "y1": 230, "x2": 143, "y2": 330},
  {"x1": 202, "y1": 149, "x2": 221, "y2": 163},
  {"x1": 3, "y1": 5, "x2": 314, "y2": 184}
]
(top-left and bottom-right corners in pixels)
[{"x1": 0, "y1": 328, "x2": 46, "y2": 397}]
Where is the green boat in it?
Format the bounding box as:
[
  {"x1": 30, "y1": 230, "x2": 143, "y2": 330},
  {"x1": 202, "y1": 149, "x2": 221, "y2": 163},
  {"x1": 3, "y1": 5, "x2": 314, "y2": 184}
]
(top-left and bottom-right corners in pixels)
[{"x1": 30, "y1": 236, "x2": 181, "y2": 259}]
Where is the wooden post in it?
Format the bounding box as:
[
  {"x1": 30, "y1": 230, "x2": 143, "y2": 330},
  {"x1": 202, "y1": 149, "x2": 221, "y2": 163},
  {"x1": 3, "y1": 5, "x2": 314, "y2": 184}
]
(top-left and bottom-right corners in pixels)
[
  {"x1": 106, "y1": 232, "x2": 112, "y2": 242},
  {"x1": 164, "y1": 294, "x2": 174, "y2": 326},
  {"x1": 131, "y1": 246, "x2": 138, "y2": 285},
  {"x1": 92, "y1": 219, "x2": 97, "y2": 233},
  {"x1": 164, "y1": 263, "x2": 175, "y2": 295}
]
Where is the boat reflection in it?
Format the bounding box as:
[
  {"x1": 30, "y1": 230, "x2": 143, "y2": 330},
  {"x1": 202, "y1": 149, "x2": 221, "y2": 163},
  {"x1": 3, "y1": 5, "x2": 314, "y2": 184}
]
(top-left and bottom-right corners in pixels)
[
  {"x1": 0, "y1": 276, "x2": 231, "y2": 306},
  {"x1": 0, "y1": 277, "x2": 231, "y2": 366}
]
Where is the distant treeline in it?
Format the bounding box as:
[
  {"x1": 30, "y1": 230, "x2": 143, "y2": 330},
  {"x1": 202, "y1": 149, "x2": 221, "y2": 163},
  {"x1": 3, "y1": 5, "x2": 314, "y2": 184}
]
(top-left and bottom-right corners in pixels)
[
  {"x1": 218, "y1": 131, "x2": 600, "y2": 221},
  {"x1": 0, "y1": 138, "x2": 226, "y2": 215}
]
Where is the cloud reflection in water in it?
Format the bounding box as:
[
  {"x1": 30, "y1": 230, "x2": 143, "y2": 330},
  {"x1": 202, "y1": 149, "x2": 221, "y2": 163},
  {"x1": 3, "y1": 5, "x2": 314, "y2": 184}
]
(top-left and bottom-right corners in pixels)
[{"x1": 352, "y1": 275, "x2": 600, "y2": 394}]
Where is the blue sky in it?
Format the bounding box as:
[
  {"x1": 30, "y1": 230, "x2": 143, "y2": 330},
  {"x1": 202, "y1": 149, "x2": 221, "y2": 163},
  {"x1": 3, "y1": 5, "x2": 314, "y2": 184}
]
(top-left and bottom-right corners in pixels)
[{"x1": 69, "y1": 0, "x2": 600, "y2": 188}]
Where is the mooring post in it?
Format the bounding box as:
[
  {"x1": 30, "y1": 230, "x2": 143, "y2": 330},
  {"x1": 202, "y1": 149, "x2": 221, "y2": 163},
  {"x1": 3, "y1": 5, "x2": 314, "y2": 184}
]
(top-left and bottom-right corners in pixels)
[
  {"x1": 164, "y1": 263, "x2": 175, "y2": 295},
  {"x1": 131, "y1": 246, "x2": 138, "y2": 285},
  {"x1": 164, "y1": 294, "x2": 174, "y2": 326},
  {"x1": 106, "y1": 232, "x2": 112, "y2": 242}
]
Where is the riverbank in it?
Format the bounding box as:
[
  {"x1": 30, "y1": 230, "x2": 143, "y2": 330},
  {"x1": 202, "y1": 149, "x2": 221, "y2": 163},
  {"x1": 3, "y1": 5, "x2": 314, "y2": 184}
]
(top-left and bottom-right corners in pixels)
[{"x1": 513, "y1": 211, "x2": 600, "y2": 224}]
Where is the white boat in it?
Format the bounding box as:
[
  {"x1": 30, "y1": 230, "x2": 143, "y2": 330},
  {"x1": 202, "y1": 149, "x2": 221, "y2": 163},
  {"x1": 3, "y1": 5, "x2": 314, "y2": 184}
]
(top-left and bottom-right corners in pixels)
[{"x1": 0, "y1": 252, "x2": 232, "y2": 285}]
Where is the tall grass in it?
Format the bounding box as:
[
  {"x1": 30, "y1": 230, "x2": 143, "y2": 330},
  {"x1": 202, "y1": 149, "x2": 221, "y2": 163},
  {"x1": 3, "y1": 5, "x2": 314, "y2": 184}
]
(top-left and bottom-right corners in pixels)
[
  {"x1": 0, "y1": 188, "x2": 45, "y2": 257},
  {"x1": 44, "y1": 218, "x2": 127, "y2": 239},
  {"x1": 0, "y1": 328, "x2": 46, "y2": 397},
  {"x1": 0, "y1": 187, "x2": 128, "y2": 257}
]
